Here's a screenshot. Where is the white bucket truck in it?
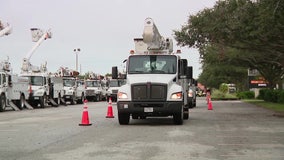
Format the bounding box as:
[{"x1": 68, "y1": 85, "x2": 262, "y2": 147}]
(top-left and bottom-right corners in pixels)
[
  {"x1": 0, "y1": 59, "x2": 32, "y2": 111},
  {"x1": 57, "y1": 67, "x2": 85, "y2": 105},
  {"x1": 20, "y1": 28, "x2": 64, "y2": 108},
  {"x1": 114, "y1": 18, "x2": 192, "y2": 125}
]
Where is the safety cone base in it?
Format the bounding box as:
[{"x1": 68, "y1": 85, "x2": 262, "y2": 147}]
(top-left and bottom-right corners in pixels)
[
  {"x1": 79, "y1": 123, "x2": 92, "y2": 126},
  {"x1": 106, "y1": 115, "x2": 114, "y2": 118}
]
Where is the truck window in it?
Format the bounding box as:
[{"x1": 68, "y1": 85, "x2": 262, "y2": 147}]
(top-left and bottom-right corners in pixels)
[
  {"x1": 28, "y1": 76, "x2": 44, "y2": 86},
  {"x1": 128, "y1": 55, "x2": 177, "y2": 74},
  {"x1": 63, "y1": 79, "x2": 76, "y2": 87}
]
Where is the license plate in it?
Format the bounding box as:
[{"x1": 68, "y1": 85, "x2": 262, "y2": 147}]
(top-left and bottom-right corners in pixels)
[
  {"x1": 34, "y1": 97, "x2": 39, "y2": 100},
  {"x1": 66, "y1": 96, "x2": 70, "y2": 98},
  {"x1": 144, "y1": 107, "x2": 153, "y2": 112}
]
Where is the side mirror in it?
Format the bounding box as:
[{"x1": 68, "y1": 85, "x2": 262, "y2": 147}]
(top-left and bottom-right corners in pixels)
[
  {"x1": 112, "y1": 66, "x2": 118, "y2": 79},
  {"x1": 186, "y1": 66, "x2": 193, "y2": 79},
  {"x1": 178, "y1": 59, "x2": 188, "y2": 78}
]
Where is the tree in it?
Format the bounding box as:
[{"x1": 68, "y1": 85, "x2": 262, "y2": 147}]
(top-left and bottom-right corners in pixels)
[{"x1": 174, "y1": 0, "x2": 284, "y2": 88}]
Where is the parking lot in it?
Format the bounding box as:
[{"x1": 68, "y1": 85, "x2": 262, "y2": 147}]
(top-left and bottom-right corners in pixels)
[{"x1": 0, "y1": 97, "x2": 283, "y2": 160}]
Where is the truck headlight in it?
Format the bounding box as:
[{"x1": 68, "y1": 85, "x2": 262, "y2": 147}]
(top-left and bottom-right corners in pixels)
[
  {"x1": 118, "y1": 92, "x2": 128, "y2": 99},
  {"x1": 170, "y1": 92, "x2": 182, "y2": 99},
  {"x1": 188, "y1": 89, "x2": 193, "y2": 97}
]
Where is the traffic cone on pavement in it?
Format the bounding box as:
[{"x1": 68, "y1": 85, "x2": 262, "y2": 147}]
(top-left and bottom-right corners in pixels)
[
  {"x1": 106, "y1": 97, "x2": 114, "y2": 118},
  {"x1": 79, "y1": 100, "x2": 92, "y2": 126},
  {"x1": 208, "y1": 99, "x2": 213, "y2": 110}
]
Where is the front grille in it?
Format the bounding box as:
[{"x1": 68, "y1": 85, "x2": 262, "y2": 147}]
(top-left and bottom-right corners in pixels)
[
  {"x1": 86, "y1": 90, "x2": 94, "y2": 94},
  {"x1": 131, "y1": 83, "x2": 167, "y2": 101},
  {"x1": 112, "y1": 89, "x2": 118, "y2": 94}
]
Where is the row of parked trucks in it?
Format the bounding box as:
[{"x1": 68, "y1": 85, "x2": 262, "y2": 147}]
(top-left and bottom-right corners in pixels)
[{"x1": 0, "y1": 20, "x2": 119, "y2": 112}]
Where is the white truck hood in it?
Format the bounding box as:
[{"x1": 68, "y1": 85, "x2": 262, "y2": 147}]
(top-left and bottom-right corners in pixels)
[{"x1": 127, "y1": 74, "x2": 176, "y2": 84}]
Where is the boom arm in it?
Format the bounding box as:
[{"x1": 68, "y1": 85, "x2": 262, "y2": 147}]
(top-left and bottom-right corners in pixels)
[
  {"x1": 142, "y1": 18, "x2": 173, "y2": 53},
  {"x1": 22, "y1": 28, "x2": 52, "y2": 72}
]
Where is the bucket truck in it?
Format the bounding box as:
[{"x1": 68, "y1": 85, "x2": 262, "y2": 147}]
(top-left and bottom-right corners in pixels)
[
  {"x1": 114, "y1": 18, "x2": 192, "y2": 125},
  {"x1": 85, "y1": 72, "x2": 107, "y2": 102},
  {"x1": 0, "y1": 20, "x2": 12, "y2": 37},
  {"x1": 20, "y1": 28, "x2": 64, "y2": 108},
  {"x1": 57, "y1": 67, "x2": 85, "y2": 105},
  {"x1": 0, "y1": 22, "x2": 33, "y2": 111},
  {"x1": 0, "y1": 59, "x2": 33, "y2": 112}
]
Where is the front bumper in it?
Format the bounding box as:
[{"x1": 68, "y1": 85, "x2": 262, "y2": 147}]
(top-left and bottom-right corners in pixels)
[{"x1": 117, "y1": 101, "x2": 182, "y2": 116}]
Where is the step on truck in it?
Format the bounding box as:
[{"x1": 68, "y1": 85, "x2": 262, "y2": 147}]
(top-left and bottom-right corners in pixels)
[
  {"x1": 0, "y1": 58, "x2": 32, "y2": 111},
  {"x1": 114, "y1": 18, "x2": 192, "y2": 125}
]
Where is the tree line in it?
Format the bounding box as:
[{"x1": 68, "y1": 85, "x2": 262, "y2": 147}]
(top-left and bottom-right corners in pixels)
[{"x1": 174, "y1": 0, "x2": 284, "y2": 90}]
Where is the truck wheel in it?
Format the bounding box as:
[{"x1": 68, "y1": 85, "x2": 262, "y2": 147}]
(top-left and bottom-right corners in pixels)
[
  {"x1": 77, "y1": 93, "x2": 84, "y2": 104},
  {"x1": 118, "y1": 113, "x2": 130, "y2": 125},
  {"x1": 40, "y1": 94, "x2": 47, "y2": 108},
  {"x1": 183, "y1": 107, "x2": 189, "y2": 120},
  {"x1": 17, "y1": 94, "x2": 25, "y2": 110},
  {"x1": 95, "y1": 95, "x2": 100, "y2": 102},
  {"x1": 173, "y1": 109, "x2": 184, "y2": 125},
  {"x1": 55, "y1": 94, "x2": 61, "y2": 106},
  {"x1": 71, "y1": 94, "x2": 76, "y2": 105},
  {"x1": 0, "y1": 94, "x2": 6, "y2": 112}
]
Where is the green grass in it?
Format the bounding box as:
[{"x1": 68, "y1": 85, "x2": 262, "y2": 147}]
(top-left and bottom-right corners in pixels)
[{"x1": 243, "y1": 99, "x2": 284, "y2": 112}]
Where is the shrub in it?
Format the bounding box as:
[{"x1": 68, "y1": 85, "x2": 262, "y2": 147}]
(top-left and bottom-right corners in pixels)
[
  {"x1": 259, "y1": 89, "x2": 284, "y2": 103},
  {"x1": 236, "y1": 91, "x2": 255, "y2": 99}
]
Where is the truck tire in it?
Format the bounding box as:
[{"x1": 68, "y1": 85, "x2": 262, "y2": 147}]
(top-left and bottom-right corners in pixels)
[
  {"x1": 77, "y1": 93, "x2": 84, "y2": 104},
  {"x1": 40, "y1": 94, "x2": 47, "y2": 108},
  {"x1": 183, "y1": 107, "x2": 189, "y2": 120},
  {"x1": 17, "y1": 94, "x2": 25, "y2": 110},
  {"x1": 0, "y1": 94, "x2": 6, "y2": 112},
  {"x1": 118, "y1": 113, "x2": 130, "y2": 125},
  {"x1": 173, "y1": 108, "x2": 184, "y2": 125},
  {"x1": 95, "y1": 94, "x2": 100, "y2": 102},
  {"x1": 55, "y1": 94, "x2": 61, "y2": 106},
  {"x1": 70, "y1": 94, "x2": 76, "y2": 105}
]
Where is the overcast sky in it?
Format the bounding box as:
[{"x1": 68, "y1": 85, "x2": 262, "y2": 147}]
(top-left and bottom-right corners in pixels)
[{"x1": 1, "y1": 0, "x2": 217, "y2": 78}]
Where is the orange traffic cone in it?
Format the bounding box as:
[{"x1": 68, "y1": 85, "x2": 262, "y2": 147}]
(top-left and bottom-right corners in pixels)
[
  {"x1": 208, "y1": 99, "x2": 213, "y2": 110},
  {"x1": 79, "y1": 100, "x2": 92, "y2": 126},
  {"x1": 106, "y1": 98, "x2": 114, "y2": 118}
]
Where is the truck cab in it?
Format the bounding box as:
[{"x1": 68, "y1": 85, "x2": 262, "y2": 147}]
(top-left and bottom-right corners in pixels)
[
  {"x1": 106, "y1": 79, "x2": 126, "y2": 102},
  {"x1": 85, "y1": 79, "x2": 104, "y2": 101},
  {"x1": 62, "y1": 77, "x2": 85, "y2": 105},
  {"x1": 115, "y1": 18, "x2": 192, "y2": 125}
]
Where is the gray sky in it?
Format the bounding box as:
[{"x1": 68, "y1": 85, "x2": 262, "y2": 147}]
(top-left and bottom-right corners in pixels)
[{"x1": 0, "y1": 0, "x2": 217, "y2": 78}]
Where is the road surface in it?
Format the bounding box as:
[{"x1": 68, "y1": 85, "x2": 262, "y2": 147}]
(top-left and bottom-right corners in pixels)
[{"x1": 0, "y1": 98, "x2": 283, "y2": 160}]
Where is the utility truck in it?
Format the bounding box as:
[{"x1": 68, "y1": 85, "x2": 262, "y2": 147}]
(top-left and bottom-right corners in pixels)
[
  {"x1": 114, "y1": 18, "x2": 192, "y2": 125},
  {"x1": 0, "y1": 21, "x2": 32, "y2": 111},
  {"x1": 84, "y1": 72, "x2": 107, "y2": 102},
  {"x1": 20, "y1": 28, "x2": 64, "y2": 108},
  {"x1": 106, "y1": 78, "x2": 126, "y2": 102},
  {"x1": 0, "y1": 58, "x2": 33, "y2": 111},
  {"x1": 57, "y1": 67, "x2": 85, "y2": 105},
  {"x1": 187, "y1": 76, "x2": 197, "y2": 108}
]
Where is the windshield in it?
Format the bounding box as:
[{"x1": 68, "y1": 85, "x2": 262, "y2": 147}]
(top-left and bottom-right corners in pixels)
[
  {"x1": 109, "y1": 80, "x2": 119, "y2": 87},
  {"x1": 63, "y1": 78, "x2": 76, "y2": 87},
  {"x1": 86, "y1": 81, "x2": 100, "y2": 87},
  {"x1": 27, "y1": 76, "x2": 44, "y2": 86},
  {"x1": 128, "y1": 55, "x2": 177, "y2": 74}
]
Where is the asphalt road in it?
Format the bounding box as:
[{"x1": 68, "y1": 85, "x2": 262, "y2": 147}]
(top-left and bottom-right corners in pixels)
[{"x1": 0, "y1": 97, "x2": 283, "y2": 160}]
